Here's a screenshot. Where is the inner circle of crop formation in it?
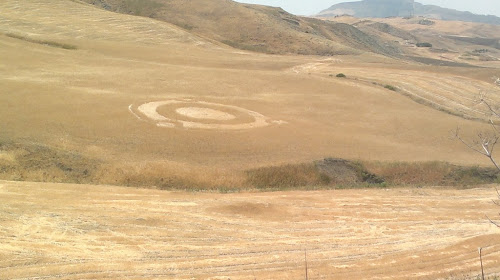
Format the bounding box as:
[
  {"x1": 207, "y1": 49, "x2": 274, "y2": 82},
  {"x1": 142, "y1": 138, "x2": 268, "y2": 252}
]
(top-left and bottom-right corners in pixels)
[
  {"x1": 132, "y1": 100, "x2": 272, "y2": 130},
  {"x1": 175, "y1": 107, "x2": 236, "y2": 121}
]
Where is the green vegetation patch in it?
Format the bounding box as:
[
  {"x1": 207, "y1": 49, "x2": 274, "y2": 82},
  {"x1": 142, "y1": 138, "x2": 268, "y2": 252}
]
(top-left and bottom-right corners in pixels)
[
  {"x1": 416, "y1": 42, "x2": 433, "y2": 48},
  {"x1": 384, "y1": 84, "x2": 397, "y2": 91},
  {"x1": 417, "y1": 19, "x2": 435, "y2": 26}
]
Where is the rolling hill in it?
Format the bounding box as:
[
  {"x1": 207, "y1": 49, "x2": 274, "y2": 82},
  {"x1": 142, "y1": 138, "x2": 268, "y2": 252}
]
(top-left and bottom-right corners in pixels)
[
  {"x1": 1, "y1": 1, "x2": 500, "y2": 278},
  {"x1": 81, "y1": 0, "x2": 399, "y2": 56},
  {"x1": 82, "y1": 0, "x2": 500, "y2": 67},
  {"x1": 1, "y1": 0, "x2": 500, "y2": 186},
  {"x1": 318, "y1": 0, "x2": 500, "y2": 25},
  {"x1": 2, "y1": 0, "x2": 500, "y2": 188},
  {"x1": 333, "y1": 17, "x2": 500, "y2": 66}
]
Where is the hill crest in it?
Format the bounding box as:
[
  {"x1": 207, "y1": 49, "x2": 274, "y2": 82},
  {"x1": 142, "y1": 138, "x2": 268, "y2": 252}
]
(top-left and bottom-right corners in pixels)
[
  {"x1": 81, "y1": 0, "x2": 399, "y2": 57},
  {"x1": 318, "y1": 0, "x2": 500, "y2": 25}
]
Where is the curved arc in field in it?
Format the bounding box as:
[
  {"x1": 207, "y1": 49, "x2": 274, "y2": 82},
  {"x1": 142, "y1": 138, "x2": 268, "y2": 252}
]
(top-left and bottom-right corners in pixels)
[{"x1": 132, "y1": 100, "x2": 272, "y2": 130}]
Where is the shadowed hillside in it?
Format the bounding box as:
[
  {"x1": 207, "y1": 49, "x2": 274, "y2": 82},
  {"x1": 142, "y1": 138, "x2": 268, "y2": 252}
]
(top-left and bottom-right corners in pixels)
[
  {"x1": 82, "y1": 0, "x2": 399, "y2": 56},
  {"x1": 319, "y1": 0, "x2": 415, "y2": 18},
  {"x1": 319, "y1": 0, "x2": 500, "y2": 25},
  {"x1": 326, "y1": 16, "x2": 500, "y2": 66}
]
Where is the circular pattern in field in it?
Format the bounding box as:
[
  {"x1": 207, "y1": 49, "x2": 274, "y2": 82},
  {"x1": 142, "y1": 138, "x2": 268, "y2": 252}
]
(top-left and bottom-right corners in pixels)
[
  {"x1": 175, "y1": 107, "x2": 236, "y2": 121},
  {"x1": 131, "y1": 100, "x2": 275, "y2": 130}
]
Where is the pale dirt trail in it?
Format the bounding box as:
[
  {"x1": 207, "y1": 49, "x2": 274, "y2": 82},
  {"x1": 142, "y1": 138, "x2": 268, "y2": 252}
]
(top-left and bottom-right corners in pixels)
[{"x1": 1, "y1": 180, "x2": 499, "y2": 279}]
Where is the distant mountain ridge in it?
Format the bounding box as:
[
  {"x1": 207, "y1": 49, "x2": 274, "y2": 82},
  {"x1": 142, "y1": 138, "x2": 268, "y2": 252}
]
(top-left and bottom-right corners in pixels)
[{"x1": 318, "y1": 0, "x2": 500, "y2": 25}]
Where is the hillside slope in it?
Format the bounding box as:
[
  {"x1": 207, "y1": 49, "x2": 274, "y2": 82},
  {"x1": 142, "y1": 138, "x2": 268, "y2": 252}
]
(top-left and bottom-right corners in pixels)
[
  {"x1": 319, "y1": 0, "x2": 500, "y2": 25},
  {"x1": 413, "y1": 2, "x2": 500, "y2": 25},
  {"x1": 326, "y1": 16, "x2": 500, "y2": 67},
  {"x1": 82, "y1": 0, "x2": 399, "y2": 56},
  {"x1": 2, "y1": 0, "x2": 500, "y2": 187}
]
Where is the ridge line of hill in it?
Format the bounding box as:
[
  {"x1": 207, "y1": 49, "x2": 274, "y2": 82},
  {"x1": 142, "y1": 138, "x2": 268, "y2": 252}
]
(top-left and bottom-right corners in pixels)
[
  {"x1": 80, "y1": 0, "x2": 402, "y2": 57},
  {"x1": 318, "y1": 0, "x2": 500, "y2": 26}
]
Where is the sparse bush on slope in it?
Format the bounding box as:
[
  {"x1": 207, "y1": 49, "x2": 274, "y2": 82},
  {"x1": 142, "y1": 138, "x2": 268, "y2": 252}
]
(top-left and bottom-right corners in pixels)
[
  {"x1": 1, "y1": 139, "x2": 497, "y2": 190},
  {"x1": 384, "y1": 84, "x2": 397, "y2": 91},
  {"x1": 416, "y1": 42, "x2": 433, "y2": 48},
  {"x1": 364, "y1": 161, "x2": 500, "y2": 187},
  {"x1": 246, "y1": 163, "x2": 330, "y2": 189}
]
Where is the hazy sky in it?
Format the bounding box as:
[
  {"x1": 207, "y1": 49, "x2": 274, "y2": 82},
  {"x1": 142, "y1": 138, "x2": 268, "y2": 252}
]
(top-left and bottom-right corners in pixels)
[{"x1": 234, "y1": 0, "x2": 500, "y2": 17}]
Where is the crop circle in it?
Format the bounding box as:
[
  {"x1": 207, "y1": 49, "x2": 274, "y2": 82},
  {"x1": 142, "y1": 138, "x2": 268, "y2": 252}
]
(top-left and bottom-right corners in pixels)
[
  {"x1": 130, "y1": 100, "x2": 274, "y2": 130},
  {"x1": 175, "y1": 107, "x2": 236, "y2": 121}
]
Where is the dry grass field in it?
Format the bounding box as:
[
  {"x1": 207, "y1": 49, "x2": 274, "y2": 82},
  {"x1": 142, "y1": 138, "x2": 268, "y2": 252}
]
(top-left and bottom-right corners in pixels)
[
  {"x1": 1, "y1": 180, "x2": 500, "y2": 279},
  {"x1": 81, "y1": 0, "x2": 393, "y2": 56},
  {"x1": 327, "y1": 16, "x2": 500, "y2": 68},
  {"x1": 1, "y1": 0, "x2": 499, "y2": 174},
  {"x1": 2, "y1": 0, "x2": 500, "y2": 278}
]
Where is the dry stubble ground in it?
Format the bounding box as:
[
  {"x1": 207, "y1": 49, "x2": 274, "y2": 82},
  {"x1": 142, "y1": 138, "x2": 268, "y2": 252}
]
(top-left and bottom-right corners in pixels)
[
  {"x1": 0, "y1": 180, "x2": 499, "y2": 279},
  {"x1": 1, "y1": 0, "x2": 500, "y2": 174},
  {"x1": 2, "y1": 1, "x2": 500, "y2": 279}
]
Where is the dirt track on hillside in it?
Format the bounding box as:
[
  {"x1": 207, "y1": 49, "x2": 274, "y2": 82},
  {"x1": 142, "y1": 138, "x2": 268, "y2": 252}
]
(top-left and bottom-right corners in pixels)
[
  {"x1": 290, "y1": 61, "x2": 500, "y2": 121},
  {"x1": 1, "y1": 180, "x2": 499, "y2": 279}
]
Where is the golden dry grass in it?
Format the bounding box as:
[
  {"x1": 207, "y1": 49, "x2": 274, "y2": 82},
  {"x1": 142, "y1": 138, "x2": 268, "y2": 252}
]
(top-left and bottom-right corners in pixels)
[
  {"x1": 3, "y1": 139, "x2": 498, "y2": 189},
  {"x1": 1, "y1": 180, "x2": 500, "y2": 279},
  {"x1": 1, "y1": 0, "x2": 500, "y2": 191},
  {"x1": 307, "y1": 63, "x2": 500, "y2": 121},
  {"x1": 364, "y1": 161, "x2": 499, "y2": 187},
  {"x1": 0, "y1": 0, "x2": 498, "y2": 173},
  {"x1": 82, "y1": 0, "x2": 378, "y2": 56},
  {"x1": 2, "y1": 1, "x2": 500, "y2": 279},
  {"x1": 246, "y1": 163, "x2": 330, "y2": 189},
  {"x1": 328, "y1": 16, "x2": 500, "y2": 68},
  {"x1": 95, "y1": 160, "x2": 247, "y2": 191}
]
